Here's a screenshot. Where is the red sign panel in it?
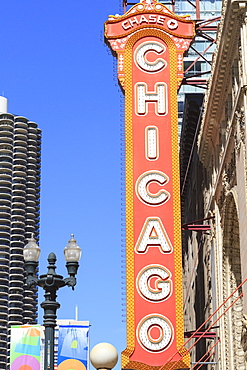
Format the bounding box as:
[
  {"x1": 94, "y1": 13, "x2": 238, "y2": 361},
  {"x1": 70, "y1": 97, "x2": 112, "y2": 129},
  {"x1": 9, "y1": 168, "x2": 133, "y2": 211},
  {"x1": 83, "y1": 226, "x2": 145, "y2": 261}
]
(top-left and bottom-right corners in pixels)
[{"x1": 105, "y1": 1, "x2": 195, "y2": 369}]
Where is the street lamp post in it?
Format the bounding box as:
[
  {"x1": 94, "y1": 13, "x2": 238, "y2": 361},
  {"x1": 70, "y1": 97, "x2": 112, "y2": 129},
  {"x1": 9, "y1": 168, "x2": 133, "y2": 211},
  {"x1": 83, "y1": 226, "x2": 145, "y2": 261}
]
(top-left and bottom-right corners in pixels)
[{"x1": 23, "y1": 234, "x2": 81, "y2": 370}]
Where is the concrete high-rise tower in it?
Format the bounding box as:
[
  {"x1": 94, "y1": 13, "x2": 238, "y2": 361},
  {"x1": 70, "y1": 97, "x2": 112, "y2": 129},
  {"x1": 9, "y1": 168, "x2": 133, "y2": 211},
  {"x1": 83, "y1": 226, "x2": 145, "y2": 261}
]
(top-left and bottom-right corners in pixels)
[{"x1": 0, "y1": 96, "x2": 41, "y2": 368}]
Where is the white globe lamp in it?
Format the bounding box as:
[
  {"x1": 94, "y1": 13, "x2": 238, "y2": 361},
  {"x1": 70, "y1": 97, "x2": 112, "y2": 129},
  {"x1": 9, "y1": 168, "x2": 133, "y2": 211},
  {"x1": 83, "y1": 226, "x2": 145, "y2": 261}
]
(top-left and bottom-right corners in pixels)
[{"x1": 90, "y1": 342, "x2": 118, "y2": 370}]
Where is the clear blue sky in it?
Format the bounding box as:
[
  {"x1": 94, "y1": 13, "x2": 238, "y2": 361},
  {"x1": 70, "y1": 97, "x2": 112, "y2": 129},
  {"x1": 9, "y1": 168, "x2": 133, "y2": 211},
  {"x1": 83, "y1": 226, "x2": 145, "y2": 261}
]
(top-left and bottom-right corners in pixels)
[{"x1": 1, "y1": 1, "x2": 125, "y2": 368}]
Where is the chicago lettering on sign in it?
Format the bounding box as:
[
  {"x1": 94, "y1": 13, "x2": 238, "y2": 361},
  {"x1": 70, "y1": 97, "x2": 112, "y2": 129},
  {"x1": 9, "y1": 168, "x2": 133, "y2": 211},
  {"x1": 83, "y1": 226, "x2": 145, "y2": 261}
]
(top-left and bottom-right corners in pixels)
[{"x1": 105, "y1": 1, "x2": 195, "y2": 369}]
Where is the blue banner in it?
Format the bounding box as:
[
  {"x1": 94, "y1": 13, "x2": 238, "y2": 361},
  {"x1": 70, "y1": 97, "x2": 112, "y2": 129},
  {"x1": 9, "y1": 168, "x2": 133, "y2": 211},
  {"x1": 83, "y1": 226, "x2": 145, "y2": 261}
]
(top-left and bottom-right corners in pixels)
[{"x1": 57, "y1": 325, "x2": 89, "y2": 370}]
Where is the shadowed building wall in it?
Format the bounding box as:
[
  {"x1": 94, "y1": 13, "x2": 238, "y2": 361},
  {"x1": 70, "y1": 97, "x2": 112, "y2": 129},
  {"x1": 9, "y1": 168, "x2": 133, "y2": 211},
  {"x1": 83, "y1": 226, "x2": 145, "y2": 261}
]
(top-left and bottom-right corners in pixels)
[{"x1": 180, "y1": 0, "x2": 247, "y2": 367}]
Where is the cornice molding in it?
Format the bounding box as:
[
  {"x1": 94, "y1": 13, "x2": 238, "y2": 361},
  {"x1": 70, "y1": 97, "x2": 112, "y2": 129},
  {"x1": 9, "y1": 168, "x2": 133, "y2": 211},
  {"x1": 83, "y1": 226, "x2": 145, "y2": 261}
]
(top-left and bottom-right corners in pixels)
[{"x1": 198, "y1": 0, "x2": 247, "y2": 164}]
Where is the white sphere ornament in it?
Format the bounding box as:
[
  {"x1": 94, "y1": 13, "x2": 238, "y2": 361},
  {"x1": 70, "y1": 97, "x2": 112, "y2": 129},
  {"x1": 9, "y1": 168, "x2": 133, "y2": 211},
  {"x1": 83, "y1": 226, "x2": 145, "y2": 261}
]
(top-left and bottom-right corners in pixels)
[{"x1": 90, "y1": 342, "x2": 118, "y2": 370}]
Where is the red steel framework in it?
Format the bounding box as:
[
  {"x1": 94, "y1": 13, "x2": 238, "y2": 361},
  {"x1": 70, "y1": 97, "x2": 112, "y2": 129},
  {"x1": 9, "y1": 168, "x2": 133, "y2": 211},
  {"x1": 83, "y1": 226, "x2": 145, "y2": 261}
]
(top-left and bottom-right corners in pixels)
[
  {"x1": 122, "y1": 0, "x2": 220, "y2": 89},
  {"x1": 160, "y1": 279, "x2": 246, "y2": 369}
]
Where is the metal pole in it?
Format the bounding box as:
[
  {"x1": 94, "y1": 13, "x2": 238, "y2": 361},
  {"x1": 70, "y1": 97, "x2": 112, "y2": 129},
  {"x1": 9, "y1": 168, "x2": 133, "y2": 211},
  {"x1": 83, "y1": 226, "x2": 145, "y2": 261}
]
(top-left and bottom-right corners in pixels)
[
  {"x1": 44, "y1": 326, "x2": 54, "y2": 370},
  {"x1": 41, "y1": 290, "x2": 60, "y2": 370}
]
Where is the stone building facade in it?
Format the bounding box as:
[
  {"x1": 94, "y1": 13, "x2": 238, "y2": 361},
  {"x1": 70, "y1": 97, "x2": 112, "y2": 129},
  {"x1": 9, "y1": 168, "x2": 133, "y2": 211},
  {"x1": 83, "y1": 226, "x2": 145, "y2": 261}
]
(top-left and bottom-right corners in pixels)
[{"x1": 180, "y1": 0, "x2": 247, "y2": 368}]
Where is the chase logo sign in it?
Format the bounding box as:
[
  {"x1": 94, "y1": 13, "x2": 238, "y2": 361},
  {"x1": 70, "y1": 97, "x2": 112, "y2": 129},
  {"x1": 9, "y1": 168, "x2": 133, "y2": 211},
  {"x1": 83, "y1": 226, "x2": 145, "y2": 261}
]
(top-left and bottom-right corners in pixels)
[{"x1": 105, "y1": 1, "x2": 195, "y2": 369}]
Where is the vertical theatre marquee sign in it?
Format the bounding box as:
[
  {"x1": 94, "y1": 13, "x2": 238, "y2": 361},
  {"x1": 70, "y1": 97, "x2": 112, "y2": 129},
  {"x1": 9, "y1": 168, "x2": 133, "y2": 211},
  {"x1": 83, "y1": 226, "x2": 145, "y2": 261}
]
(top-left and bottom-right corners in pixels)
[{"x1": 105, "y1": 1, "x2": 195, "y2": 369}]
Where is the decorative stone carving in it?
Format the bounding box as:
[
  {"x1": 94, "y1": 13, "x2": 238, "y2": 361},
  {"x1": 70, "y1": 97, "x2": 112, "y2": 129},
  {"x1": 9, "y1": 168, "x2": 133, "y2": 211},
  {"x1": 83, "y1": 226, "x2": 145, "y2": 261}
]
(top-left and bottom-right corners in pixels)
[
  {"x1": 224, "y1": 155, "x2": 236, "y2": 189},
  {"x1": 222, "y1": 197, "x2": 246, "y2": 369},
  {"x1": 218, "y1": 189, "x2": 226, "y2": 215},
  {"x1": 234, "y1": 108, "x2": 245, "y2": 156},
  {"x1": 239, "y1": 42, "x2": 243, "y2": 78},
  {"x1": 242, "y1": 314, "x2": 247, "y2": 362},
  {"x1": 239, "y1": 108, "x2": 245, "y2": 144}
]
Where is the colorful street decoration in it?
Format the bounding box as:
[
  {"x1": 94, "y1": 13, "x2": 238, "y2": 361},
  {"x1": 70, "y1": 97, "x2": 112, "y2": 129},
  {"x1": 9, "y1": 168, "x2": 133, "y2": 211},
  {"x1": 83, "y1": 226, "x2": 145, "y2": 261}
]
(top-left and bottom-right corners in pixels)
[
  {"x1": 10, "y1": 325, "x2": 41, "y2": 370},
  {"x1": 57, "y1": 325, "x2": 89, "y2": 370},
  {"x1": 105, "y1": 1, "x2": 195, "y2": 369}
]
